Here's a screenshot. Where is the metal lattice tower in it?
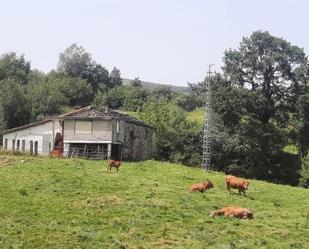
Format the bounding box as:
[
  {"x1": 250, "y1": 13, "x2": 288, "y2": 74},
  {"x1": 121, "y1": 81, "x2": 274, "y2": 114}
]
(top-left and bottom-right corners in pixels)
[{"x1": 202, "y1": 65, "x2": 213, "y2": 170}]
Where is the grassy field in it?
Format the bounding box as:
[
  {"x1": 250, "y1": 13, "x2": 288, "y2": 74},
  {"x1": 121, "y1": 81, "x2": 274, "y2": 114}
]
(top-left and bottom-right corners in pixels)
[{"x1": 0, "y1": 154, "x2": 308, "y2": 249}]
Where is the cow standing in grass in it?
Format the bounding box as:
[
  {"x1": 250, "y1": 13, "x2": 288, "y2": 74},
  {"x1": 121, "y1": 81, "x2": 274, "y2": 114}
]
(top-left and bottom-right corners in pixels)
[
  {"x1": 107, "y1": 160, "x2": 122, "y2": 171},
  {"x1": 226, "y1": 175, "x2": 249, "y2": 196}
]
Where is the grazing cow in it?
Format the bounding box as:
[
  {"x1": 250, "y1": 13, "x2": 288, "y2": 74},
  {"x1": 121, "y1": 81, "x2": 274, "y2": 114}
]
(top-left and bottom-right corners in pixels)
[
  {"x1": 210, "y1": 206, "x2": 253, "y2": 219},
  {"x1": 226, "y1": 175, "x2": 249, "y2": 196},
  {"x1": 106, "y1": 160, "x2": 122, "y2": 171},
  {"x1": 189, "y1": 181, "x2": 214, "y2": 193}
]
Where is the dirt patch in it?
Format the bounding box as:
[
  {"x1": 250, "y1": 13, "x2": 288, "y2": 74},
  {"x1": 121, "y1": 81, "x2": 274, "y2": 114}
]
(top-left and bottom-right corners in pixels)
[{"x1": 0, "y1": 158, "x2": 13, "y2": 167}]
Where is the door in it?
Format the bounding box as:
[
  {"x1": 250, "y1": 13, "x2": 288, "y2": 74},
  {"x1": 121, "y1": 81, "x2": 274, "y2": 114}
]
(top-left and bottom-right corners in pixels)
[
  {"x1": 4, "y1": 139, "x2": 8, "y2": 150},
  {"x1": 111, "y1": 144, "x2": 122, "y2": 160},
  {"x1": 12, "y1": 139, "x2": 15, "y2": 151},
  {"x1": 30, "y1": 141, "x2": 33, "y2": 155},
  {"x1": 34, "y1": 141, "x2": 38, "y2": 155},
  {"x1": 22, "y1": 140, "x2": 25, "y2": 152}
]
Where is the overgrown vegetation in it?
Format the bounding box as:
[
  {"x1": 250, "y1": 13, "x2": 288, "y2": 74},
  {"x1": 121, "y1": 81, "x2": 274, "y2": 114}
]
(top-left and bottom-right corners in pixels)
[{"x1": 0, "y1": 155, "x2": 308, "y2": 248}]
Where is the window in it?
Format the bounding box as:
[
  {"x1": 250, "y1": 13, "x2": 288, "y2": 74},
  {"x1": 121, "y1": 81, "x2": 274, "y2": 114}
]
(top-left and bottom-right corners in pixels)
[
  {"x1": 22, "y1": 140, "x2": 25, "y2": 152},
  {"x1": 16, "y1": 140, "x2": 20, "y2": 151},
  {"x1": 12, "y1": 139, "x2": 15, "y2": 151},
  {"x1": 4, "y1": 139, "x2": 8, "y2": 150},
  {"x1": 75, "y1": 121, "x2": 92, "y2": 134},
  {"x1": 30, "y1": 141, "x2": 33, "y2": 155},
  {"x1": 116, "y1": 121, "x2": 120, "y2": 134}
]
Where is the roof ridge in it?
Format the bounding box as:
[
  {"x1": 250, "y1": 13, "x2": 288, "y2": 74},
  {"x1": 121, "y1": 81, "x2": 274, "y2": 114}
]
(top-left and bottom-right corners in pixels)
[{"x1": 59, "y1": 106, "x2": 91, "y2": 117}]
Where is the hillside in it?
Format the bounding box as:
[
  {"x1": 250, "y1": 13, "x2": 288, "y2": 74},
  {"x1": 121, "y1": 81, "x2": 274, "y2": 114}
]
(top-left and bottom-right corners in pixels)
[
  {"x1": 0, "y1": 154, "x2": 308, "y2": 248},
  {"x1": 122, "y1": 78, "x2": 188, "y2": 93}
]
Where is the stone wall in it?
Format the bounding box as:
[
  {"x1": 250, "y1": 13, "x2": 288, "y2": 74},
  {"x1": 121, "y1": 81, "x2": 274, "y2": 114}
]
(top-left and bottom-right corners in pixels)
[{"x1": 122, "y1": 122, "x2": 152, "y2": 161}]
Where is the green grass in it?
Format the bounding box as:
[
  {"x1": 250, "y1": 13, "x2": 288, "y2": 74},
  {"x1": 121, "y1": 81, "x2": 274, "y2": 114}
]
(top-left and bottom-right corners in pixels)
[{"x1": 0, "y1": 155, "x2": 308, "y2": 249}]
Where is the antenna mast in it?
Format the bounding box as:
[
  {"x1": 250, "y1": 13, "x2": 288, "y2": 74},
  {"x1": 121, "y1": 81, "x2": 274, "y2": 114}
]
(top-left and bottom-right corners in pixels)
[{"x1": 202, "y1": 64, "x2": 214, "y2": 171}]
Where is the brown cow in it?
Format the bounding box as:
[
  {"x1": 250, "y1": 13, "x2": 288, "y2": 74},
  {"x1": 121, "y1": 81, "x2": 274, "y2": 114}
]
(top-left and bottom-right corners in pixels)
[
  {"x1": 210, "y1": 206, "x2": 253, "y2": 219},
  {"x1": 189, "y1": 181, "x2": 214, "y2": 193},
  {"x1": 226, "y1": 175, "x2": 249, "y2": 196},
  {"x1": 106, "y1": 160, "x2": 122, "y2": 171}
]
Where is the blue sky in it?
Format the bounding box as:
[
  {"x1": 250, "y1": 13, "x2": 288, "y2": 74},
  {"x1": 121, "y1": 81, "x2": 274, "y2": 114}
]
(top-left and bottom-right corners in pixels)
[{"x1": 0, "y1": 0, "x2": 308, "y2": 86}]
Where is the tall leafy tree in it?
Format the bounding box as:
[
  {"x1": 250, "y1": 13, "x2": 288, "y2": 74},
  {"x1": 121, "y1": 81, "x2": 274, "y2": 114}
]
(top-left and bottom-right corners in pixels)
[
  {"x1": 109, "y1": 67, "x2": 122, "y2": 89},
  {"x1": 57, "y1": 43, "x2": 110, "y2": 93},
  {"x1": 130, "y1": 77, "x2": 142, "y2": 88},
  {"x1": 93, "y1": 83, "x2": 148, "y2": 111},
  {"x1": 0, "y1": 79, "x2": 32, "y2": 129},
  {"x1": 223, "y1": 30, "x2": 309, "y2": 124},
  {"x1": 27, "y1": 80, "x2": 65, "y2": 118},
  {"x1": 57, "y1": 43, "x2": 93, "y2": 77},
  {"x1": 298, "y1": 92, "x2": 309, "y2": 155},
  {"x1": 0, "y1": 52, "x2": 31, "y2": 85},
  {"x1": 189, "y1": 31, "x2": 308, "y2": 184}
]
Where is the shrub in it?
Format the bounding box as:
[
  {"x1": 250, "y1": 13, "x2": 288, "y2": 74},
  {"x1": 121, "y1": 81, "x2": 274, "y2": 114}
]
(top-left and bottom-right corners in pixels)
[{"x1": 299, "y1": 153, "x2": 309, "y2": 188}]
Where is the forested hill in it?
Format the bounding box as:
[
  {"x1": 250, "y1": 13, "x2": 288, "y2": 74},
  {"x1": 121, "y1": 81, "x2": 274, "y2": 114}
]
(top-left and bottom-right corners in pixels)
[{"x1": 122, "y1": 78, "x2": 188, "y2": 93}]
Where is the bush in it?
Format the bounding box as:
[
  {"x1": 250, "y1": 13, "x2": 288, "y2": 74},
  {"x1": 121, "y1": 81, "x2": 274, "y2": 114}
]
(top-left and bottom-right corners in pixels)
[
  {"x1": 138, "y1": 98, "x2": 203, "y2": 166},
  {"x1": 299, "y1": 153, "x2": 309, "y2": 188}
]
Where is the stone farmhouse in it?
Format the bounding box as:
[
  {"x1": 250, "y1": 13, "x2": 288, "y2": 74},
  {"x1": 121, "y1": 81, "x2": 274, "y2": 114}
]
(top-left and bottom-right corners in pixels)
[{"x1": 2, "y1": 106, "x2": 152, "y2": 160}]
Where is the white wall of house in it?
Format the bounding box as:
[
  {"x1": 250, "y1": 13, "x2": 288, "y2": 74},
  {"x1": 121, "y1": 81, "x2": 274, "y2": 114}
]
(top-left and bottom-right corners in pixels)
[{"x1": 2, "y1": 121, "x2": 56, "y2": 155}]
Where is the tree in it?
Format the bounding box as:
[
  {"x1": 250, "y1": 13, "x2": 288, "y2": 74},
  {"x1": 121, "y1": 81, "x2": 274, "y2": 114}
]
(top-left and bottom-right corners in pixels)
[
  {"x1": 93, "y1": 87, "x2": 125, "y2": 110},
  {"x1": 298, "y1": 92, "x2": 309, "y2": 155},
  {"x1": 109, "y1": 67, "x2": 122, "y2": 89},
  {"x1": 57, "y1": 43, "x2": 93, "y2": 78},
  {"x1": 130, "y1": 77, "x2": 142, "y2": 88},
  {"x1": 299, "y1": 153, "x2": 309, "y2": 188},
  {"x1": 122, "y1": 85, "x2": 148, "y2": 111},
  {"x1": 151, "y1": 85, "x2": 173, "y2": 100},
  {"x1": 0, "y1": 79, "x2": 32, "y2": 129},
  {"x1": 138, "y1": 98, "x2": 203, "y2": 165},
  {"x1": 93, "y1": 84, "x2": 149, "y2": 111},
  {"x1": 188, "y1": 31, "x2": 308, "y2": 184},
  {"x1": 27, "y1": 76, "x2": 65, "y2": 118},
  {"x1": 92, "y1": 64, "x2": 110, "y2": 93},
  {"x1": 57, "y1": 43, "x2": 110, "y2": 93},
  {"x1": 0, "y1": 52, "x2": 31, "y2": 85},
  {"x1": 45, "y1": 72, "x2": 94, "y2": 106},
  {"x1": 223, "y1": 30, "x2": 309, "y2": 124},
  {"x1": 175, "y1": 93, "x2": 204, "y2": 112}
]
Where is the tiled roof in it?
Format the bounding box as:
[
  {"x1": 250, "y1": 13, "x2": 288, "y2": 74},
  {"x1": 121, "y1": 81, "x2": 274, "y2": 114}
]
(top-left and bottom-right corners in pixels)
[
  {"x1": 61, "y1": 106, "x2": 151, "y2": 127},
  {"x1": 2, "y1": 106, "x2": 151, "y2": 135}
]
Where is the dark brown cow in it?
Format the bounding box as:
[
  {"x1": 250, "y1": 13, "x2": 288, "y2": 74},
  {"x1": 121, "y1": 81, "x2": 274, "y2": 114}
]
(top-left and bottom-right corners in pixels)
[
  {"x1": 210, "y1": 206, "x2": 253, "y2": 219},
  {"x1": 226, "y1": 175, "x2": 249, "y2": 196},
  {"x1": 189, "y1": 181, "x2": 214, "y2": 193},
  {"x1": 106, "y1": 160, "x2": 122, "y2": 171}
]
